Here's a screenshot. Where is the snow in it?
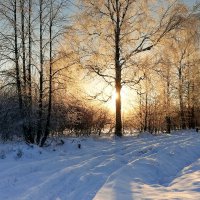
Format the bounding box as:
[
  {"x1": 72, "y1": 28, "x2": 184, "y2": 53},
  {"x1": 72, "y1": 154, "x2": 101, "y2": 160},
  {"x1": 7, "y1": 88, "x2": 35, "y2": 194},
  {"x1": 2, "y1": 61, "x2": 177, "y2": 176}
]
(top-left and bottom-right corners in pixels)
[{"x1": 0, "y1": 131, "x2": 200, "y2": 200}]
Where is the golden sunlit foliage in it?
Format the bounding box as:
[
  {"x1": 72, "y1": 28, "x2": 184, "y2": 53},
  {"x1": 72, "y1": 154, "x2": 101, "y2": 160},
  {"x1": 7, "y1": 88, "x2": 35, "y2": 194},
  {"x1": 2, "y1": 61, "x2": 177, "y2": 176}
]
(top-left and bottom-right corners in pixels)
[{"x1": 59, "y1": 0, "x2": 200, "y2": 134}]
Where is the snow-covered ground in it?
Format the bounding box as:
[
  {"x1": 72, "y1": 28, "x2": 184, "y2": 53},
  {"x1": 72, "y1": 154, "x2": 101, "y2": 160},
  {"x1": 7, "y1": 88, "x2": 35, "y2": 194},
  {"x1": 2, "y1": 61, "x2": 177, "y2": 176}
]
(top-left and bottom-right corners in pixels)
[{"x1": 0, "y1": 131, "x2": 200, "y2": 200}]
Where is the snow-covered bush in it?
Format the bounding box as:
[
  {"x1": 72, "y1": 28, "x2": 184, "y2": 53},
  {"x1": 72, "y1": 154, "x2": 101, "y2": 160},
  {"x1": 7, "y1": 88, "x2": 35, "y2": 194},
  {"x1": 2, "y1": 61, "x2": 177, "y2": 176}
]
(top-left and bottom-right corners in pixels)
[
  {"x1": 16, "y1": 149, "x2": 23, "y2": 159},
  {"x1": 0, "y1": 150, "x2": 6, "y2": 159}
]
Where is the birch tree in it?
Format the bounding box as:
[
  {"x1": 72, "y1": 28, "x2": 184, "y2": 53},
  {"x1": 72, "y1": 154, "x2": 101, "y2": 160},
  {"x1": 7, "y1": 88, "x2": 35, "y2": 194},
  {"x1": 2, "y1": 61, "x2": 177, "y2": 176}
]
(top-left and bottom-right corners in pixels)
[{"x1": 69, "y1": 0, "x2": 188, "y2": 136}]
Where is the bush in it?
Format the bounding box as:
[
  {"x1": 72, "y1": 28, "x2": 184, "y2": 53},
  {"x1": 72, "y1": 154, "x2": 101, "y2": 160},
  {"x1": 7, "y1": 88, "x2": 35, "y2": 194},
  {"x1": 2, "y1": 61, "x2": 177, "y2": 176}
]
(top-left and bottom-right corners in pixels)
[
  {"x1": 16, "y1": 149, "x2": 23, "y2": 159},
  {"x1": 0, "y1": 150, "x2": 6, "y2": 159}
]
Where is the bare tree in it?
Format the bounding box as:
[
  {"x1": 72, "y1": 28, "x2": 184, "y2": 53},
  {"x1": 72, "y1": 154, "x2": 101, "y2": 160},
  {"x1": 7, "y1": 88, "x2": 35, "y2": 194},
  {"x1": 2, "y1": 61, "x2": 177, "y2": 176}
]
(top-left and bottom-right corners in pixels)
[
  {"x1": 36, "y1": 0, "x2": 44, "y2": 144},
  {"x1": 69, "y1": 0, "x2": 188, "y2": 136},
  {"x1": 0, "y1": 0, "x2": 24, "y2": 134},
  {"x1": 40, "y1": 0, "x2": 68, "y2": 146}
]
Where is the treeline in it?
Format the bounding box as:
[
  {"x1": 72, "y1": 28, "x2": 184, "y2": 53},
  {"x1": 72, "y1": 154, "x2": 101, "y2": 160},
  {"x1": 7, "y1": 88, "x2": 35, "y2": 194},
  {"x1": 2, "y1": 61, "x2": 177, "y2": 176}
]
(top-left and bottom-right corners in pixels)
[
  {"x1": 0, "y1": 0, "x2": 113, "y2": 144},
  {"x1": 62, "y1": 0, "x2": 200, "y2": 135},
  {"x1": 0, "y1": 0, "x2": 200, "y2": 145},
  {"x1": 126, "y1": 15, "x2": 200, "y2": 134},
  {"x1": 0, "y1": 0, "x2": 63, "y2": 144}
]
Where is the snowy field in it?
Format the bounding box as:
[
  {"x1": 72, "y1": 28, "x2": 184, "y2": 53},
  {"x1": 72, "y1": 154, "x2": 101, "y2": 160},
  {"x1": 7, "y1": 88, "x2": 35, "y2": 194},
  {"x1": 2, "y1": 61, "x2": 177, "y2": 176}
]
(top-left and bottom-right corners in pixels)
[{"x1": 1, "y1": 131, "x2": 200, "y2": 200}]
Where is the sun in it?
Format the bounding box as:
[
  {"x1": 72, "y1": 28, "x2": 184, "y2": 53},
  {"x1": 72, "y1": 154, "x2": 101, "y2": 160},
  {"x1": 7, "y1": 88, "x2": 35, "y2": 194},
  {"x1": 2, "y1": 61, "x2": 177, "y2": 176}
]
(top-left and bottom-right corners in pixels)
[
  {"x1": 107, "y1": 86, "x2": 134, "y2": 113},
  {"x1": 84, "y1": 76, "x2": 137, "y2": 114}
]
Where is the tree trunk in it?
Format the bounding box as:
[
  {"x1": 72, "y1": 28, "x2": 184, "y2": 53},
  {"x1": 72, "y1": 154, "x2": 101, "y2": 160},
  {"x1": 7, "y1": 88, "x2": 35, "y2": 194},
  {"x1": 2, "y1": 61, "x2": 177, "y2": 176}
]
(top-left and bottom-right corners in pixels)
[
  {"x1": 41, "y1": 0, "x2": 53, "y2": 147},
  {"x1": 139, "y1": 85, "x2": 143, "y2": 132},
  {"x1": 20, "y1": 0, "x2": 27, "y2": 95},
  {"x1": 19, "y1": 0, "x2": 34, "y2": 143},
  {"x1": 26, "y1": 0, "x2": 34, "y2": 143},
  {"x1": 28, "y1": 0, "x2": 32, "y2": 105},
  {"x1": 144, "y1": 91, "x2": 148, "y2": 132},
  {"x1": 115, "y1": 73, "x2": 122, "y2": 137},
  {"x1": 178, "y1": 68, "x2": 186, "y2": 129},
  {"x1": 14, "y1": 0, "x2": 24, "y2": 132},
  {"x1": 166, "y1": 71, "x2": 171, "y2": 133},
  {"x1": 28, "y1": 0, "x2": 32, "y2": 115},
  {"x1": 37, "y1": 0, "x2": 44, "y2": 144},
  {"x1": 190, "y1": 82, "x2": 195, "y2": 129},
  {"x1": 114, "y1": 0, "x2": 122, "y2": 137}
]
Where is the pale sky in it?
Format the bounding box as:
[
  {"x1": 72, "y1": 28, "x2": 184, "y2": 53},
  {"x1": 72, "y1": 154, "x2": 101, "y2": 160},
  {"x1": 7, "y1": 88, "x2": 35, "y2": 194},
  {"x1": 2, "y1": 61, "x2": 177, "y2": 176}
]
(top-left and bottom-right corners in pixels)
[{"x1": 183, "y1": 0, "x2": 198, "y2": 7}]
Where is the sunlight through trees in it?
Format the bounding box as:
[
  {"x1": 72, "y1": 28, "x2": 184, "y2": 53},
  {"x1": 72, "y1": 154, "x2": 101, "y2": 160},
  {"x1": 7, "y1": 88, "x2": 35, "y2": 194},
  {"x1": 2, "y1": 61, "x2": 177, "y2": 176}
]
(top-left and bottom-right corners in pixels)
[{"x1": 0, "y1": 0, "x2": 200, "y2": 143}]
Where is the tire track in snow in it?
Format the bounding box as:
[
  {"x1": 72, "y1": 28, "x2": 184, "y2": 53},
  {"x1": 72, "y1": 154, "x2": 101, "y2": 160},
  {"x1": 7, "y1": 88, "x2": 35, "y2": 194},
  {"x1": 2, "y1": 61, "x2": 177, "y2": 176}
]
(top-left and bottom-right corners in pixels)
[
  {"x1": 10, "y1": 138, "x2": 161, "y2": 200},
  {"x1": 1, "y1": 133, "x2": 199, "y2": 200}
]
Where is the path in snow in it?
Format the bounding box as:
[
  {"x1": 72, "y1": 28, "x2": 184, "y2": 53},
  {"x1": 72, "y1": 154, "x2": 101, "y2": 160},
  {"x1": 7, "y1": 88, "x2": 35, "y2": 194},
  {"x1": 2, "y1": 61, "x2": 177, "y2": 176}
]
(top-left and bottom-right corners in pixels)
[{"x1": 0, "y1": 131, "x2": 200, "y2": 200}]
